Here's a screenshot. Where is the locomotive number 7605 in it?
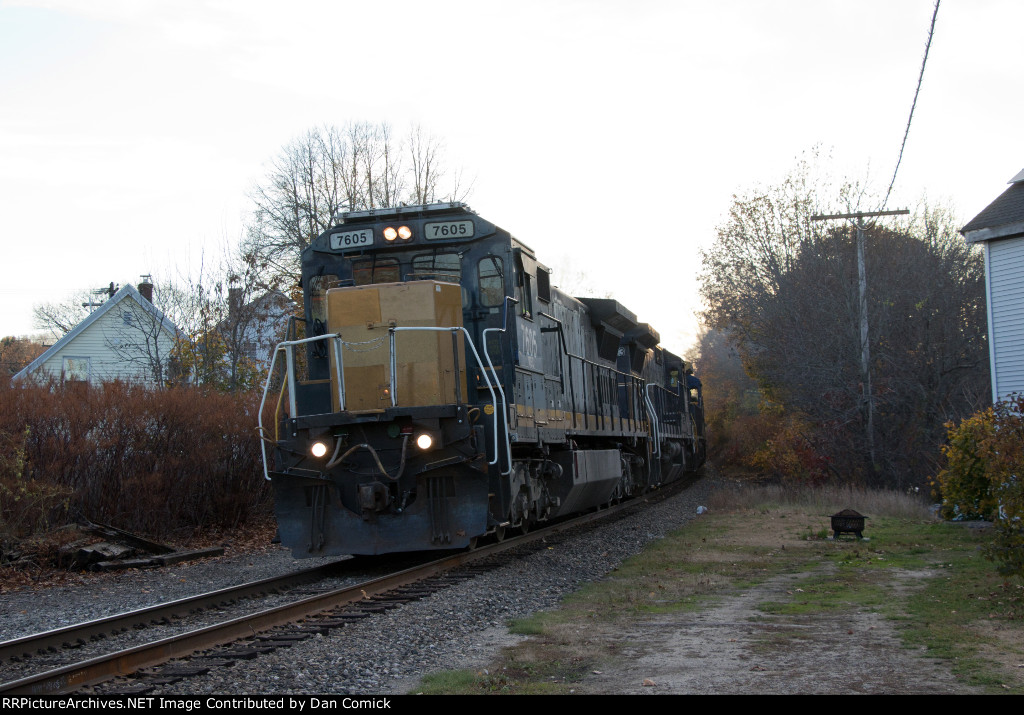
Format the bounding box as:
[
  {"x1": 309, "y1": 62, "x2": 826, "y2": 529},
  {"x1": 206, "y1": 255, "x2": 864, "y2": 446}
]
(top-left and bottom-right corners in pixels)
[
  {"x1": 330, "y1": 230, "x2": 373, "y2": 250},
  {"x1": 424, "y1": 220, "x2": 474, "y2": 240}
]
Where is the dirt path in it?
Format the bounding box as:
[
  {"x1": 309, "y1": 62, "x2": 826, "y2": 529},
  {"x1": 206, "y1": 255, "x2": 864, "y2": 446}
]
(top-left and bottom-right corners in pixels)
[{"x1": 575, "y1": 568, "x2": 979, "y2": 695}]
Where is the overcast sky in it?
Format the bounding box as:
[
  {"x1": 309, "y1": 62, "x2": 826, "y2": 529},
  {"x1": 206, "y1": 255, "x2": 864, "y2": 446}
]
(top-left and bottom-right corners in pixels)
[{"x1": 2, "y1": 0, "x2": 1022, "y2": 354}]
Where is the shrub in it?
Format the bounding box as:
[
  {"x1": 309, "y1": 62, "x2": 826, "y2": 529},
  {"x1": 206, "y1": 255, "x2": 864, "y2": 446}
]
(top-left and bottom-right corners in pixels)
[
  {"x1": 0, "y1": 425, "x2": 72, "y2": 558},
  {"x1": 935, "y1": 408, "x2": 997, "y2": 520},
  {"x1": 0, "y1": 380, "x2": 272, "y2": 549},
  {"x1": 747, "y1": 410, "x2": 831, "y2": 485},
  {"x1": 936, "y1": 395, "x2": 1024, "y2": 579},
  {"x1": 984, "y1": 396, "x2": 1024, "y2": 579}
]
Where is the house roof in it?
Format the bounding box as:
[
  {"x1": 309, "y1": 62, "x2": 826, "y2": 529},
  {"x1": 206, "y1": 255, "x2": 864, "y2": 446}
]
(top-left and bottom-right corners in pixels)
[
  {"x1": 12, "y1": 284, "x2": 178, "y2": 382},
  {"x1": 961, "y1": 169, "x2": 1024, "y2": 243}
]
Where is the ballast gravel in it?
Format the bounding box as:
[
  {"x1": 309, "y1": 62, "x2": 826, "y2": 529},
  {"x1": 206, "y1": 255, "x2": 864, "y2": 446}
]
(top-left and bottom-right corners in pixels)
[{"x1": 0, "y1": 480, "x2": 713, "y2": 695}]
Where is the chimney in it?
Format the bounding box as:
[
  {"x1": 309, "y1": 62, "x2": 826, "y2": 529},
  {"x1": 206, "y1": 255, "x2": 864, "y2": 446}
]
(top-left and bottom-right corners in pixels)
[{"x1": 138, "y1": 274, "x2": 154, "y2": 304}]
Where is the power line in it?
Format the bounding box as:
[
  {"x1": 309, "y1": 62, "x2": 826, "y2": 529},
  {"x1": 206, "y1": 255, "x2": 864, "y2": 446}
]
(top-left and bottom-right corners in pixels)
[{"x1": 882, "y1": 0, "x2": 941, "y2": 208}]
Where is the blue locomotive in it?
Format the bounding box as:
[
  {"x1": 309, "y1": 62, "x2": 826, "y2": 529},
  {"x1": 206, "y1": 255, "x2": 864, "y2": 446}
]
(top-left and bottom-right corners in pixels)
[{"x1": 259, "y1": 202, "x2": 705, "y2": 556}]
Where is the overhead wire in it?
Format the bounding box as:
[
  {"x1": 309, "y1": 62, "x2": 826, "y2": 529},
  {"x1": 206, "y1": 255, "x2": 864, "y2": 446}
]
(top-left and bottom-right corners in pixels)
[{"x1": 882, "y1": 0, "x2": 941, "y2": 209}]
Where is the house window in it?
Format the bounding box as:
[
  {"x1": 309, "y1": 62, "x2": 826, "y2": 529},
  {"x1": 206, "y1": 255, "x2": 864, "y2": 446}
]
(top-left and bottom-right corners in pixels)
[{"x1": 63, "y1": 356, "x2": 90, "y2": 382}]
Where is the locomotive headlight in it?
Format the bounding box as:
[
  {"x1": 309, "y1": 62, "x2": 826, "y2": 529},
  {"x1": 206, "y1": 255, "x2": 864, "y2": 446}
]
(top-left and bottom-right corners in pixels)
[
  {"x1": 383, "y1": 226, "x2": 398, "y2": 241},
  {"x1": 397, "y1": 225, "x2": 412, "y2": 240},
  {"x1": 311, "y1": 441, "x2": 329, "y2": 458},
  {"x1": 415, "y1": 433, "x2": 433, "y2": 451}
]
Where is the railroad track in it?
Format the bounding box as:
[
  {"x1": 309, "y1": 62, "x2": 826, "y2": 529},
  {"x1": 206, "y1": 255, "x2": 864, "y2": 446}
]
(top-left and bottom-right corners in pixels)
[{"x1": 0, "y1": 486, "x2": 683, "y2": 695}]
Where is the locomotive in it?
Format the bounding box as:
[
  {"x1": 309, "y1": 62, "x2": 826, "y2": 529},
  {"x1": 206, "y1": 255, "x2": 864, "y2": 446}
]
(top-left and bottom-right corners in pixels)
[{"x1": 259, "y1": 202, "x2": 705, "y2": 556}]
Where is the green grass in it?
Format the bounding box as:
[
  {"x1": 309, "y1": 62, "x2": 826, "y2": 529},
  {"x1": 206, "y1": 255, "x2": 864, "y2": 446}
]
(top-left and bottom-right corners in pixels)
[
  {"x1": 411, "y1": 482, "x2": 1024, "y2": 694},
  {"x1": 508, "y1": 612, "x2": 558, "y2": 636},
  {"x1": 898, "y1": 532, "x2": 1024, "y2": 687}
]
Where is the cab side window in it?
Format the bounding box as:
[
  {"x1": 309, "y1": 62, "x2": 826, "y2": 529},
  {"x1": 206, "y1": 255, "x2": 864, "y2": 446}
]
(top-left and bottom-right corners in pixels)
[
  {"x1": 537, "y1": 268, "x2": 551, "y2": 303},
  {"x1": 309, "y1": 274, "x2": 339, "y2": 323},
  {"x1": 517, "y1": 270, "x2": 533, "y2": 318},
  {"x1": 478, "y1": 256, "x2": 504, "y2": 307}
]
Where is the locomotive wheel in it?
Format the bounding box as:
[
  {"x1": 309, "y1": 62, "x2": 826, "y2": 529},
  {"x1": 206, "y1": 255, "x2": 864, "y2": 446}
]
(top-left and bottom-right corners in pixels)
[
  {"x1": 467, "y1": 536, "x2": 479, "y2": 550},
  {"x1": 494, "y1": 524, "x2": 506, "y2": 542}
]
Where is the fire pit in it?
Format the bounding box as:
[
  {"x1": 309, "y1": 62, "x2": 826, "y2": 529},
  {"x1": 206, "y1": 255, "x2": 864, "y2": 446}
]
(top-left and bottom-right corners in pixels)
[{"x1": 830, "y1": 509, "x2": 867, "y2": 539}]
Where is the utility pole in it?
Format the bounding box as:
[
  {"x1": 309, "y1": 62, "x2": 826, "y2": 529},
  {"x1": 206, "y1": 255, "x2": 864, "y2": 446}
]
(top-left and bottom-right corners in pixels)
[{"x1": 810, "y1": 209, "x2": 908, "y2": 469}]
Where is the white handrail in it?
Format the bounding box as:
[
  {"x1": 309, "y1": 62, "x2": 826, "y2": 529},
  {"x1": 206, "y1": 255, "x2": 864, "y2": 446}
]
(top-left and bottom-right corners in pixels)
[
  {"x1": 258, "y1": 333, "x2": 343, "y2": 481},
  {"x1": 481, "y1": 296, "x2": 518, "y2": 475},
  {"x1": 644, "y1": 382, "x2": 660, "y2": 458},
  {"x1": 388, "y1": 325, "x2": 502, "y2": 470}
]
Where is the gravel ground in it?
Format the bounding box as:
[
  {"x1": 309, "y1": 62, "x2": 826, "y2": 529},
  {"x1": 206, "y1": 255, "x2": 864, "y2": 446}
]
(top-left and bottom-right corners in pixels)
[{"x1": 0, "y1": 479, "x2": 713, "y2": 694}]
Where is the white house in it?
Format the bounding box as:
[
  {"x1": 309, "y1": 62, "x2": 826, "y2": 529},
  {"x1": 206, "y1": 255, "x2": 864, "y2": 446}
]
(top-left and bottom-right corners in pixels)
[
  {"x1": 13, "y1": 284, "x2": 180, "y2": 387},
  {"x1": 961, "y1": 168, "x2": 1024, "y2": 402}
]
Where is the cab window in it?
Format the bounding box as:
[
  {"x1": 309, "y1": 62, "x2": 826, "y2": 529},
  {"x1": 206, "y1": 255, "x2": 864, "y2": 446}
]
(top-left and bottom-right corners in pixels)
[
  {"x1": 309, "y1": 274, "x2": 339, "y2": 323},
  {"x1": 412, "y1": 253, "x2": 461, "y2": 283},
  {"x1": 478, "y1": 256, "x2": 504, "y2": 307},
  {"x1": 352, "y1": 258, "x2": 400, "y2": 285},
  {"x1": 517, "y1": 270, "x2": 533, "y2": 318}
]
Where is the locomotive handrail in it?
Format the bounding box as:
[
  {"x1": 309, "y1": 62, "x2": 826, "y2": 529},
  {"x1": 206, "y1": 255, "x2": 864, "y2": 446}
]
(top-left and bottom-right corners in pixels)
[
  {"x1": 648, "y1": 382, "x2": 687, "y2": 435},
  {"x1": 258, "y1": 333, "x2": 345, "y2": 481},
  {"x1": 480, "y1": 296, "x2": 518, "y2": 475},
  {"x1": 647, "y1": 381, "x2": 681, "y2": 398},
  {"x1": 644, "y1": 382, "x2": 661, "y2": 457},
  {"x1": 537, "y1": 312, "x2": 575, "y2": 428},
  {"x1": 538, "y1": 311, "x2": 652, "y2": 436},
  {"x1": 389, "y1": 325, "x2": 505, "y2": 474},
  {"x1": 535, "y1": 312, "x2": 643, "y2": 386}
]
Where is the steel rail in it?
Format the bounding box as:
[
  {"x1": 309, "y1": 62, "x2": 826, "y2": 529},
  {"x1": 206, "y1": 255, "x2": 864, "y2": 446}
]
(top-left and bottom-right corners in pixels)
[
  {"x1": 0, "y1": 485, "x2": 682, "y2": 695},
  {"x1": 0, "y1": 560, "x2": 353, "y2": 663}
]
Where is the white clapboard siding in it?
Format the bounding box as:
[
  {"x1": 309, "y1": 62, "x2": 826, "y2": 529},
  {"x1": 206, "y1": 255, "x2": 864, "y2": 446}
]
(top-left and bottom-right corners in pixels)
[{"x1": 988, "y1": 236, "x2": 1024, "y2": 400}]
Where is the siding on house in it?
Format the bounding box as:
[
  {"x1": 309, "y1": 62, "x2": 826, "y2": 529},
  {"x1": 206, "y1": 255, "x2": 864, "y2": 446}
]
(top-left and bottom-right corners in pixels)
[
  {"x1": 962, "y1": 169, "x2": 1024, "y2": 403},
  {"x1": 987, "y1": 236, "x2": 1024, "y2": 399}
]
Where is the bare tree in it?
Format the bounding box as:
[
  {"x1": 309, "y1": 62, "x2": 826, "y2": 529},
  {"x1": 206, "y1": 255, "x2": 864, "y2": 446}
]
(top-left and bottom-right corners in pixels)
[
  {"x1": 244, "y1": 127, "x2": 349, "y2": 290},
  {"x1": 32, "y1": 284, "x2": 117, "y2": 341},
  {"x1": 242, "y1": 122, "x2": 472, "y2": 292},
  {"x1": 371, "y1": 123, "x2": 406, "y2": 208},
  {"x1": 407, "y1": 123, "x2": 475, "y2": 205},
  {"x1": 408, "y1": 123, "x2": 441, "y2": 205}
]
